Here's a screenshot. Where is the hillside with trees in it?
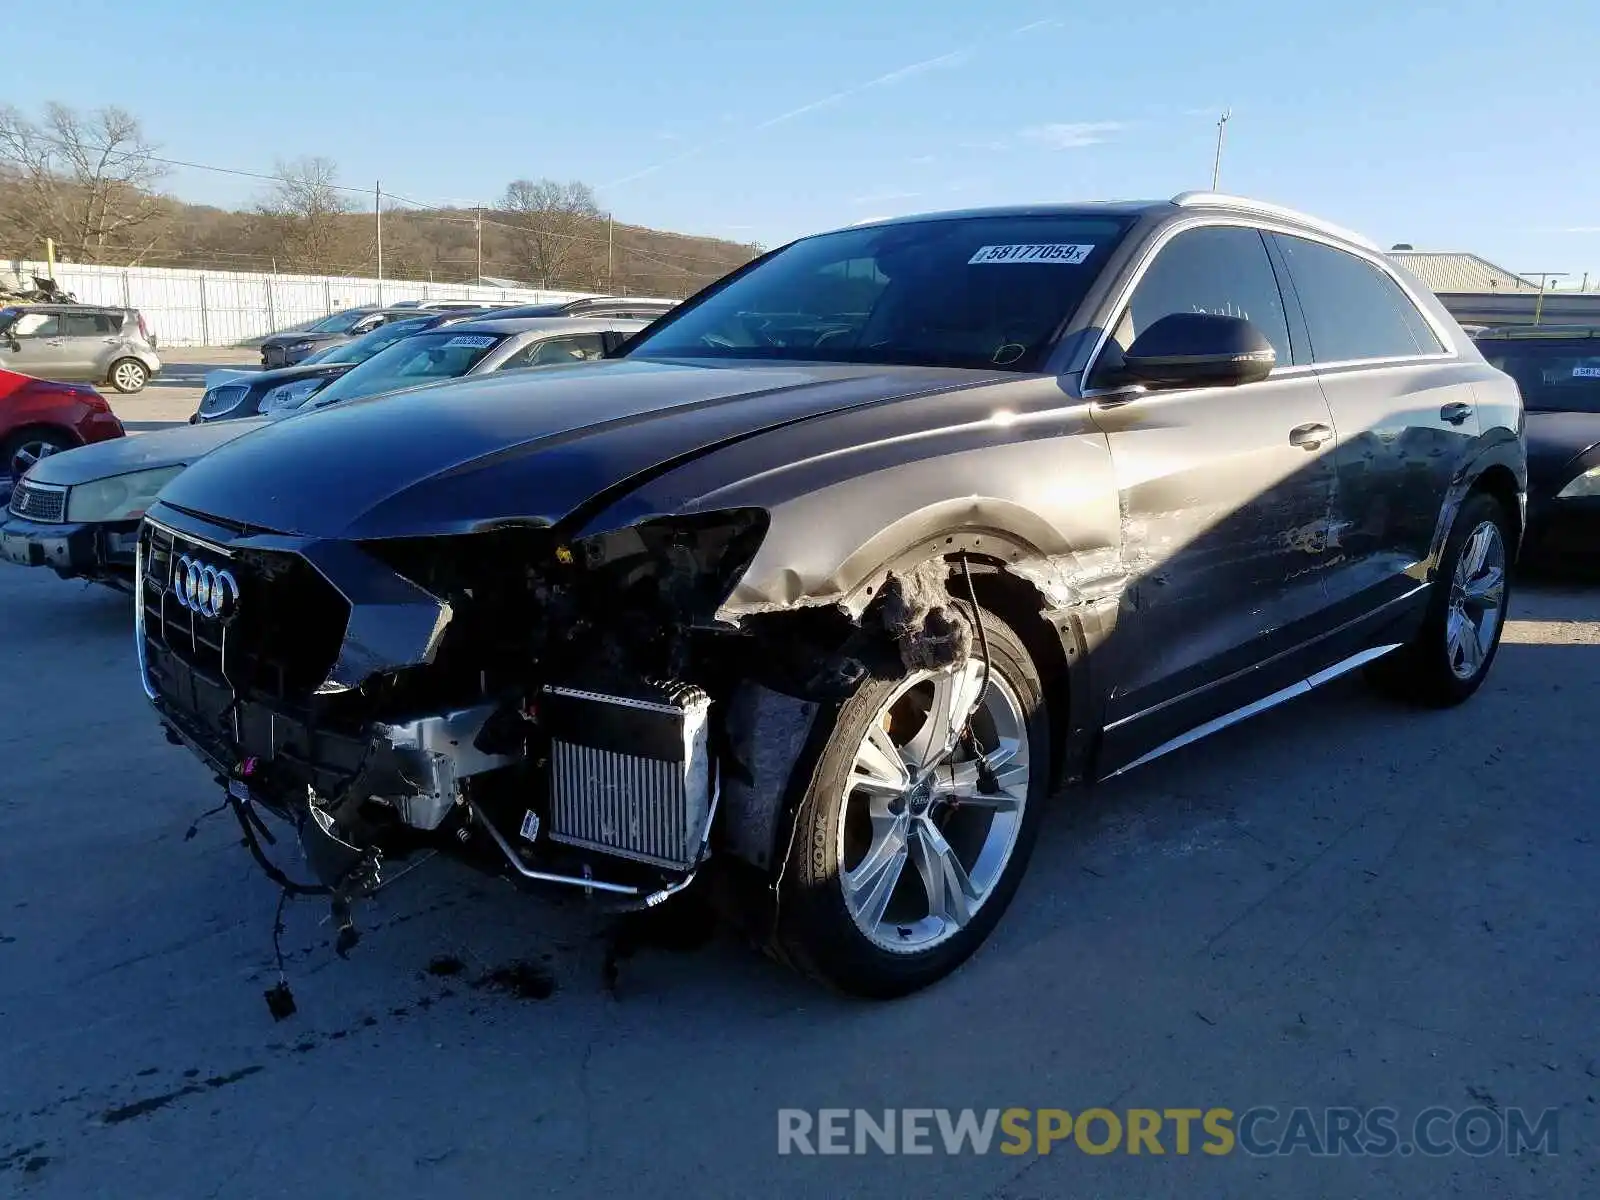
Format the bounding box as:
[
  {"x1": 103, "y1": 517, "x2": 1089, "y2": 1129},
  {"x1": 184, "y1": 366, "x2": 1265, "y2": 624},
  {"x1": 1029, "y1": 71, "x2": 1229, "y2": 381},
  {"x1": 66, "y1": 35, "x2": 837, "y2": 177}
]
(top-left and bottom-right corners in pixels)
[{"x1": 0, "y1": 102, "x2": 761, "y2": 297}]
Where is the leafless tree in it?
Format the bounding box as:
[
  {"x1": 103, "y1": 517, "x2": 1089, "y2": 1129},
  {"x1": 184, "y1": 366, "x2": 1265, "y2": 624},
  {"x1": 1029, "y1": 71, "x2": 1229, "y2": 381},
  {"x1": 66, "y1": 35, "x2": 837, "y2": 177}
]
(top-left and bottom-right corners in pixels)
[
  {"x1": 500, "y1": 178, "x2": 603, "y2": 287},
  {"x1": 0, "y1": 103, "x2": 168, "y2": 263},
  {"x1": 256, "y1": 157, "x2": 356, "y2": 272}
]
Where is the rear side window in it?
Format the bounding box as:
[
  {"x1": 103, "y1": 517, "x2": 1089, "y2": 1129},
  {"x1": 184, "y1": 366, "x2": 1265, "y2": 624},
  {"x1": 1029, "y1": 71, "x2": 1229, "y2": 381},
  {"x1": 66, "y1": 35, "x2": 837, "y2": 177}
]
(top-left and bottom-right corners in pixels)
[
  {"x1": 61, "y1": 313, "x2": 119, "y2": 336},
  {"x1": 1095, "y1": 224, "x2": 1294, "y2": 383},
  {"x1": 1274, "y1": 234, "x2": 1443, "y2": 363}
]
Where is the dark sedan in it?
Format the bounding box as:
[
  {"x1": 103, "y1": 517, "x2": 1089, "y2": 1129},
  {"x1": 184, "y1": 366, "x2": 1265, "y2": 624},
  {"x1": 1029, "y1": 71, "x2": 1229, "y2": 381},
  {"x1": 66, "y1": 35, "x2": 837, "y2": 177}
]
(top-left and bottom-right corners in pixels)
[
  {"x1": 195, "y1": 312, "x2": 477, "y2": 424},
  {"x1": 258, "y1": 307, "x2": 430, "y2": 368},
  {"x1": 1474, "y1": 327, "x2": 1600, "y2": 559}
]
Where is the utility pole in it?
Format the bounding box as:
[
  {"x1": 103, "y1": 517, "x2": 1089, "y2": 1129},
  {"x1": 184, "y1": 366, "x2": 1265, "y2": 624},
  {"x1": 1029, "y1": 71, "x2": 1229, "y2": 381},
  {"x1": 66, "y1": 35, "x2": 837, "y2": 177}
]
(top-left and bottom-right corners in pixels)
[
  {"x1": 607, "y1": 213, "x2": 614, "y2": 286},
  {"x1": 375, "y1": 180, "x2": 384, "y2": 303},
  {"x1": 476, "y1": 205, "x2": 483, "y2": 283},
  {"x1": 1211, "y1": 109, "x2": 1232, "y2": 191}
]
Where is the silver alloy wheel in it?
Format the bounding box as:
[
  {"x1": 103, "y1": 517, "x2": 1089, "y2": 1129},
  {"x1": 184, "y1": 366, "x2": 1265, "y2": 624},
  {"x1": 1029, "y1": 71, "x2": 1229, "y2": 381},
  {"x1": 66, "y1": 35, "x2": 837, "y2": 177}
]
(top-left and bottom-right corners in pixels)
[
  {"x1": 112, "y1": 360, "x2": 147, "y2": 392},
  {"x1": 838, "y1": 657, "x2": 1031, "y2": 954},
  {"x1": 1446, "y1": 519, "x2": 1506, "y2": 681}
]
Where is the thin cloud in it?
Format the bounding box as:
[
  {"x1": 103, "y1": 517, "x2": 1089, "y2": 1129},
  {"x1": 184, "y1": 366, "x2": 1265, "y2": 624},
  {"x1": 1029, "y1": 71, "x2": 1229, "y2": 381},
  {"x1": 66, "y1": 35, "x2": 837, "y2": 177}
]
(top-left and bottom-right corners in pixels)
[
  {"x1": 753, "y1": 51, "x2": 967, "y2": 131},
  {"x1": 1020, "y1": 121, "x2": 1126, "y2": 149},
  {"x1": 600, "y1": 19, "x2": 1068, "y2": 192}
]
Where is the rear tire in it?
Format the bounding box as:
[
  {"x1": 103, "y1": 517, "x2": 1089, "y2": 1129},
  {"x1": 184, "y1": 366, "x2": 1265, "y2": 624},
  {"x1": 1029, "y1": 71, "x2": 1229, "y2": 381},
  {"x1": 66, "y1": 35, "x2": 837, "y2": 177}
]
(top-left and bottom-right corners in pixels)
[
  {"x1": 1367, "y1": 491, "x2": 1512, "y2": 707},
  {"x1": 108, "y1": 358, "x2": 149, "y2": 394},
  {"x1": 770, "y1": 608, "x2": 1050, "y2": 998}
]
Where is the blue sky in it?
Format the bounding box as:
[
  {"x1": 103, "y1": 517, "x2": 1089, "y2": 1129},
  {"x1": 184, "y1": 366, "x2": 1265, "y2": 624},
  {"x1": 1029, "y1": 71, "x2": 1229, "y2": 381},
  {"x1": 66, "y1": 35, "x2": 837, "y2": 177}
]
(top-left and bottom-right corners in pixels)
[{"x1": 16, "y1": 0, "x2": 1600, "y2": 278}]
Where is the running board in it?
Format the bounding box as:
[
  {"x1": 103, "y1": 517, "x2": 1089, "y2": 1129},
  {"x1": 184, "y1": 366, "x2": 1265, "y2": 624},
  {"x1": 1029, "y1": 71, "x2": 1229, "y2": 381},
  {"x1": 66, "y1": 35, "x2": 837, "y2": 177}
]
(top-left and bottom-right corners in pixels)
[{"x1": 1100, "y1": 643, "x2": 1402, "y2": 781}]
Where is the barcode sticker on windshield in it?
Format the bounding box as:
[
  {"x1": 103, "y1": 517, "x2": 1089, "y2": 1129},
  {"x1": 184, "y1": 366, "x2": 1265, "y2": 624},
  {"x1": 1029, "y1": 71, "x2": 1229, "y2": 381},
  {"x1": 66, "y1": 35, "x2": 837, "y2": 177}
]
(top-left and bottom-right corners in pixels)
[
  {"x1": 1572, "y1": 366, "x2": 1600, "y2": 378},
  {"x1": 968, "y1": 243, "x2": 1096, "y2": 265},
  {"x1": 444, "y1": 335, "x2": 496, "y2": 349}
]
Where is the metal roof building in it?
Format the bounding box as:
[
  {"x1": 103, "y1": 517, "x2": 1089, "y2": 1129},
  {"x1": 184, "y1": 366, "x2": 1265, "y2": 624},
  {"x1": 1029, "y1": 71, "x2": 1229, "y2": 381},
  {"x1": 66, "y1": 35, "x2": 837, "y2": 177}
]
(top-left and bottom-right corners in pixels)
[{"x1": 1385, "y1": 251, "x2": 1539, "y2": 294}]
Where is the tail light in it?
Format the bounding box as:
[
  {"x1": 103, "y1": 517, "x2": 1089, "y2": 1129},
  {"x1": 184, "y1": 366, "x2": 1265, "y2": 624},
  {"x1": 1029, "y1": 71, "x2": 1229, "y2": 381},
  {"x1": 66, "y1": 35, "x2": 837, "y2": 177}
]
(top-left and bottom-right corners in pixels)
[{"x1": 137, "y1": 313, "x2": 153, "y2": 344}]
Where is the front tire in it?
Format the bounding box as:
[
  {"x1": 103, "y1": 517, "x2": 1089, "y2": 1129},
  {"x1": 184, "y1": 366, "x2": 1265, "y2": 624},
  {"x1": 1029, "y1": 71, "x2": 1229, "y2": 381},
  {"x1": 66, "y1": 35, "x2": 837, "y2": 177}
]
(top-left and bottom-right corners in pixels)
[
  {"x1": 1368, "y1": 490, "x2": 1512, "y2": 707},
  {"x1": 108, "y1": 358, "x2": 149, "y2": 394},
  {"x1": 772, "y1": 608, "x2": 1050, "y2": 997},
  {"x1": 3, "y1": 428, "x2": 76, "y2": 479}
]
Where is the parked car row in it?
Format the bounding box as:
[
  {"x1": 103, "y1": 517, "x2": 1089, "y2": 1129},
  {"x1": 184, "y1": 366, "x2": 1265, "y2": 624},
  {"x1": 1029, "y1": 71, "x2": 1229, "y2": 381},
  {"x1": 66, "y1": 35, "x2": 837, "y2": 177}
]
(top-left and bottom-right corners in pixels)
[
  {"x1": 2, "y1": 314, "x2": 649, "y2": 587},
  {"x1": 0, "y1": 198, "x2": 1548, "y2": 998}
]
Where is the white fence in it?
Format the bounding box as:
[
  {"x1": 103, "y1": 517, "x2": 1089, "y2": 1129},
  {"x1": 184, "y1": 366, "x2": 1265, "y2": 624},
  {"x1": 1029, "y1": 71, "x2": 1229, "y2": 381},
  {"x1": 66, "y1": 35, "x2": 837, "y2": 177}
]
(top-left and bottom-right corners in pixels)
[{"x1": 2, "y1": 260, "x2": 598, "y2": 348}]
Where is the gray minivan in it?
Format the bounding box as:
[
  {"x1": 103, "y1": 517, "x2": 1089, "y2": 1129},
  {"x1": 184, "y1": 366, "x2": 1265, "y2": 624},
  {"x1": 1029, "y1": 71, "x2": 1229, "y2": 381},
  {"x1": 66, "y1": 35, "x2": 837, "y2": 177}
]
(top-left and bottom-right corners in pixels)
[{"x1": 0, "y1": 304, "x2": 162, "y2": 392}]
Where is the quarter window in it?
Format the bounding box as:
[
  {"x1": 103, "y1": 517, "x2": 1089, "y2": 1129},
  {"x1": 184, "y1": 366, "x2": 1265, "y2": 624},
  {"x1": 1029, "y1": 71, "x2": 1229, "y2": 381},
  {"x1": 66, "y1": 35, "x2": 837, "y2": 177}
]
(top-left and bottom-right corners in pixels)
[
  {"x1": 1274, "y1": 234, "x2": 1442, "y2": 363},
  {"x1": 1094, "y1": 225, "x2": 1294, "y2": 386}
]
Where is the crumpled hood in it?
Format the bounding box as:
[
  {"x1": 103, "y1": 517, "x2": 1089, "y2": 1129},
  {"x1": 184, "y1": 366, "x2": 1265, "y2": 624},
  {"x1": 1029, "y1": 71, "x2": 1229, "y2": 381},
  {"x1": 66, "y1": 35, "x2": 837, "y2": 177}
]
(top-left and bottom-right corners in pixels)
[
  {"x1": 1525, "y1": 411, "x2": 1600, "y2": 486},
  {"x1": 27, "y1": 418, "x2": 267, "y2": 487},
  {"x1": 155, "y1": 357, "x2": 999, "y2": 540}
]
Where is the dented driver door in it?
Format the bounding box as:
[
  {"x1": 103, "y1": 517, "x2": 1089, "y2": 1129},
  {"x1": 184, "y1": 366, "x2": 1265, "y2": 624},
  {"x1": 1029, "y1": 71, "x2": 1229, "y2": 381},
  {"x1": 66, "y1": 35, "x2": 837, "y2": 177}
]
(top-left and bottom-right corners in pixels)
[{"x1": 1085, "y1": 224, "x2": 1342, "y2": 766}]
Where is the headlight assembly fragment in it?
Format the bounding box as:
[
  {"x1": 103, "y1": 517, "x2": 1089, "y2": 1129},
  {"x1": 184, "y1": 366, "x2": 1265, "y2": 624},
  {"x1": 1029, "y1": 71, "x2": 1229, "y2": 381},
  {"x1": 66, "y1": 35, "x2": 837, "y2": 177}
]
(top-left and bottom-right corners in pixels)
[
  {"x1": 1556, "y1": 464, "x2": 1600, "y2": 499},
  {"x1": 66, "y1": 465, "x2": 186, "y2": 522},
  {"x1": 577, "y1": 508, "x2": 770, "y2": 624}
]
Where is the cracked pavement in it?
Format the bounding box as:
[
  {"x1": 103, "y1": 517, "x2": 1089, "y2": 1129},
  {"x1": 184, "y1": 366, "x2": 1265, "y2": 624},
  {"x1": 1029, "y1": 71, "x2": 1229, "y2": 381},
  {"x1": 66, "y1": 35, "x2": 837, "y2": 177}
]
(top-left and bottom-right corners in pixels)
[{"x1": 0, "y1": 565, "x2": 1595, "y2": 1198}]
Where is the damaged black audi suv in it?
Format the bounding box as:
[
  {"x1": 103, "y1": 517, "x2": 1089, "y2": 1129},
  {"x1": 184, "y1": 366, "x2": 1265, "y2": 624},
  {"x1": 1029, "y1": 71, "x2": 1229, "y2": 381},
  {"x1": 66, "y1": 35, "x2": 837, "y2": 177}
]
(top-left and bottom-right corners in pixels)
[{"x1": 135, "y1": 193, "x2": 1525, "y2": 997}]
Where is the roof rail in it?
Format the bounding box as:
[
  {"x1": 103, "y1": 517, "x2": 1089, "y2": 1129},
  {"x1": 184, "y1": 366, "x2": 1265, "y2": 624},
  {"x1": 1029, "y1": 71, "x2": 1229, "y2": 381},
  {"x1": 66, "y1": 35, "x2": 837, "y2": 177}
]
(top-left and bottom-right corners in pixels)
[{"x1": 1170, "y1": 191, "x2": 1380, "y2": 252}]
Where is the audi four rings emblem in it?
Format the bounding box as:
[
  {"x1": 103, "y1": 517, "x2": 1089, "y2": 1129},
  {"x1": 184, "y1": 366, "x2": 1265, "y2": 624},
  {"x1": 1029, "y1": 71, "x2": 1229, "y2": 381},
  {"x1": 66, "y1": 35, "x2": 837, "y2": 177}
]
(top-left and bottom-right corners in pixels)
[{"x1": 173, "y1": 554, "x2": 240, "y2": 620}]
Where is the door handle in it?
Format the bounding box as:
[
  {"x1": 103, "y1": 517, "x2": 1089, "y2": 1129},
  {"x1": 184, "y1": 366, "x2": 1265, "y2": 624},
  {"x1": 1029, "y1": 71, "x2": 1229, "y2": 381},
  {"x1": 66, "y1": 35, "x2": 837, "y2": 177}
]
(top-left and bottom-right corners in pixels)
[
  {"x1": 1440, "y1": 401, "x2": 1474, "y2": 425},
  {"x1": 1289, "y1": 422, "x2": 1333, "y2": 450}
]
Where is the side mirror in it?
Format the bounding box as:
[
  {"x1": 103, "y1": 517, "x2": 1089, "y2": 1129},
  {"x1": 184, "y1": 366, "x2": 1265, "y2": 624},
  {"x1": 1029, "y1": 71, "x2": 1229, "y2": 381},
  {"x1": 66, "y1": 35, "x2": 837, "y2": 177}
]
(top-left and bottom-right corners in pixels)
[{"x1": 1121, "y1": 312, "x2": 1276, "y2": 389}]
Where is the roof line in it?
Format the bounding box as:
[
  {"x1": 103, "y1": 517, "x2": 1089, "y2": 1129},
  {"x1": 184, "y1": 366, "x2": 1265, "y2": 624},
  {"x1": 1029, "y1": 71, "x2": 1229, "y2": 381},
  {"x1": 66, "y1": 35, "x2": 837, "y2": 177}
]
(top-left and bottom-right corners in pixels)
[{"x1": 1170, "y1": 191, "x2": 1380, "y2": 251}]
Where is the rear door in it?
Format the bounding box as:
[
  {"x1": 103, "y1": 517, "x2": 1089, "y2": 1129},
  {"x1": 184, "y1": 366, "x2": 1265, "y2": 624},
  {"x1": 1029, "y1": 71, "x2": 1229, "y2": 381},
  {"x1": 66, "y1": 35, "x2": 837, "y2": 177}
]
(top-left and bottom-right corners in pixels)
[
  {"x1": 1087, "y1": 224, "x2": 1342, "y2": 761},
  {"x1": 1269, "y1": 233, "x2": 1474, "y2": 619},
  {"x1": 59, "y1": 311, "x2": 118, "y2": 378}
]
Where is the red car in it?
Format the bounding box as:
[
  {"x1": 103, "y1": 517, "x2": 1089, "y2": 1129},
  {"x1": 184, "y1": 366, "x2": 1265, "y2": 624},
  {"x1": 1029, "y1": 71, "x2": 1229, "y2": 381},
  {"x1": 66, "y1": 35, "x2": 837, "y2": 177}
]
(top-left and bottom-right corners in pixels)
[{"x1": 1, "y1": 367, "x2": 125, "y2": 482}]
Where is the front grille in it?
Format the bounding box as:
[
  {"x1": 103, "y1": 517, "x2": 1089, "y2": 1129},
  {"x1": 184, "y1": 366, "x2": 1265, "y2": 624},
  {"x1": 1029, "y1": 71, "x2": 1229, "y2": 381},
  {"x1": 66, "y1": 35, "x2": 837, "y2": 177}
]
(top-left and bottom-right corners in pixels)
[
  {"x1": 200, "y1": 384, "x2": 249, "y2": 416},
  {"x1": 9, "y1": 480, "x2": 66, "y2": 523},
  {"x1": 140, "y1": 522, "x2": 350, "y2": 714}
]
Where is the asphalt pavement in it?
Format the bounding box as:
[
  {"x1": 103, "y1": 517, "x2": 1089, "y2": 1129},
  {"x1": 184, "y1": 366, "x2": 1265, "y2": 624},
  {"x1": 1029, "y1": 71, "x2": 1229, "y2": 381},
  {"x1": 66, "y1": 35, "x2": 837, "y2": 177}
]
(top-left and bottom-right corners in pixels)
[{"x1": 0, "y1": 559, "x2": 1596, "y2": 1198}]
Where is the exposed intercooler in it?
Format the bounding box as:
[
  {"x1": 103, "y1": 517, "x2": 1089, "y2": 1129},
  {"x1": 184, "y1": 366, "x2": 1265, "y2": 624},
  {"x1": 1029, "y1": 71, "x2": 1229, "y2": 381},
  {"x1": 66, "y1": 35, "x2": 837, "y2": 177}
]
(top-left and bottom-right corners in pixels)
[{"x1": 542, "y1": 682, "x2": 713, "y2": 872}]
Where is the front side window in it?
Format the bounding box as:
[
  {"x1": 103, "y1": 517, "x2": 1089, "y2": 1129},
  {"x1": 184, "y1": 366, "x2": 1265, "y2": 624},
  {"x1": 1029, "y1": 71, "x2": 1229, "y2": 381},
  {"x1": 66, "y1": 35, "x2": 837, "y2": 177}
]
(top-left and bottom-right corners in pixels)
[
  {"x1": 305, "y1": 331, "x2": 507, "y2": 408},
  {"x1": 497, "y1": 333, "x2": 607, "y2": 370},
  {"x1": 625, "y1": 214, "x2": 1134, "y2": 372},
  {"x1": 1477, "y1": 341, "x2": 1600, "y2": 413},
  {"x1": 1093, "y1": 225, "x2": 1294, "y2": 386},
  {"x1": 11, "y1": 312, "x2": 60, "y2": 338},
  {"x1": 1274, "y1": 234, "x2": 1442, "y2": 363}
]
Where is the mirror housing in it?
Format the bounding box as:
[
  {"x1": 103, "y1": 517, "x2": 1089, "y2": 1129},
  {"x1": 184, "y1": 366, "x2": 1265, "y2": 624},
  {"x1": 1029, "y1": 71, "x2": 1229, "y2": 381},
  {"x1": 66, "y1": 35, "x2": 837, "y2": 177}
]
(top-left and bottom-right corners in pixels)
[{"x1": 1121, "y1": 312, "x2": 1276, "y2": 389}]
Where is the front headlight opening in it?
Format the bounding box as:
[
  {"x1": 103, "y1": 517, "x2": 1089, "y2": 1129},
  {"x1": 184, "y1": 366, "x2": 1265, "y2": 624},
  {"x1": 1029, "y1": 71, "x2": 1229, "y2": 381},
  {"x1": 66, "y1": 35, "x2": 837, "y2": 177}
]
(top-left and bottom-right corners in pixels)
[
  {"x1": 262, "y1": 379, "x2": 322, "y2": 412},
  {"x1": 65, "y1": 466, "x2": 186, "y2": 523},
  {"x1": 580, "y1": 509, "x2": 770, "y2": 619},
  {"x1": 1556, "y1": 464, "x2": 1600, "y2": 500}
]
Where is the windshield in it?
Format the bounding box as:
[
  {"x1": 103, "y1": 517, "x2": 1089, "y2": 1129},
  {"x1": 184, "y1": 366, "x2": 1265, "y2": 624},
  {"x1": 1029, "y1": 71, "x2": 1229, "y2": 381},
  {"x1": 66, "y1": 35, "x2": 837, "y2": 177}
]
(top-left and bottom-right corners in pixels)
[
  {"x1": 317, "y1": 319, "x2": 433, "y2": 364},
  {"x1": 304, "y1": 330, "x2": 506, "y2": 408},
  {"x1": 624, "y1": 214, "x2": 1134, "y2": 371},
  {"x1": 1478, "y1": 340, "x2": 1600, "y2": 414},
  {"x1": 305, "y1": 309, "x2": 373, "y2": 335}
]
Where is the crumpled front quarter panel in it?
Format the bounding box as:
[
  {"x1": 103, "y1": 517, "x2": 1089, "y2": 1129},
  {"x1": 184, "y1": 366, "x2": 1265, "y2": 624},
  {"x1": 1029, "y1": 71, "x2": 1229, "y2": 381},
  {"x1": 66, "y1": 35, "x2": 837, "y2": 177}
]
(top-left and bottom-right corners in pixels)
[{"x1": 581, "y1": 376, "x2": 1124, "y2": 618}]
